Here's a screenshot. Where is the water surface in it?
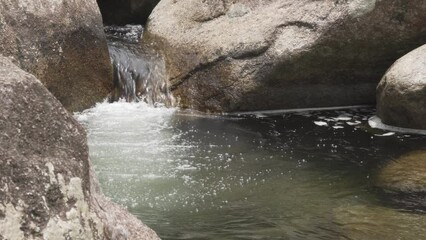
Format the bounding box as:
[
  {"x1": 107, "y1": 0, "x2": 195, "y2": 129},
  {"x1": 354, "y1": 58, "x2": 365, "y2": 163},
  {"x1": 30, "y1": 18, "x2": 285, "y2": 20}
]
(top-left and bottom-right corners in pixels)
[{"x1": 76, "y1": 103, "x2": 426, "y2": 239}]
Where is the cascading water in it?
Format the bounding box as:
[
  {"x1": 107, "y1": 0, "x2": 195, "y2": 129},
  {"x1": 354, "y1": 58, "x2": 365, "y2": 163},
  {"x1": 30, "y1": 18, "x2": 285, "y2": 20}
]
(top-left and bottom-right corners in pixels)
[{"x1": 105, "y1": 25, "x2": 174, "y2": 106}]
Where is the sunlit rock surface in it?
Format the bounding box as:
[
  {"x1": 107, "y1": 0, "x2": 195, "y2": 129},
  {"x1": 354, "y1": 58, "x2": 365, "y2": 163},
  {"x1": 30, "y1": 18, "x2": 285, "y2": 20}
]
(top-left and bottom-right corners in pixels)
[
  {"x1": 377, "y1": 44, "x2": 426, "y2": 130},
  {"x1": 0, "y1": 56, "x2": 159, "y2": 239},
  {"x1": 146, "y1": 0, "x2": 426, "y2": 112},
  {"x1": 0, "y1": 0, "x2": 113, "y2": 112}
]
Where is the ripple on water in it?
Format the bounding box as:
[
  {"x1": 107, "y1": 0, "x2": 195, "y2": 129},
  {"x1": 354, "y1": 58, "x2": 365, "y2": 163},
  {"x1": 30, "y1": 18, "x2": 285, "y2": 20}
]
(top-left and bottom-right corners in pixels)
[{"x1": 76, "y1": 103, "x2": 426, "y2": 239}]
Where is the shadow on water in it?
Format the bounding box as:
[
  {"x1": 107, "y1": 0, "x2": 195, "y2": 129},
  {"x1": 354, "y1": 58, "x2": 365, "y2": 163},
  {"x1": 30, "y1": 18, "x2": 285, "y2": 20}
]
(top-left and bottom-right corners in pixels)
[{"x1": 76, "y1": 104, "x2": 426, "y2": 240}]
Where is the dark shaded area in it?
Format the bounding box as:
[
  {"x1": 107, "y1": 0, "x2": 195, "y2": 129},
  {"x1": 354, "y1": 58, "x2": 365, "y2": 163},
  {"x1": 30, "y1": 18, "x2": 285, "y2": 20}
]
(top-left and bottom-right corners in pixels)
[{"x1": 97, "y1": 0, "x2": 160, "y2": 25}]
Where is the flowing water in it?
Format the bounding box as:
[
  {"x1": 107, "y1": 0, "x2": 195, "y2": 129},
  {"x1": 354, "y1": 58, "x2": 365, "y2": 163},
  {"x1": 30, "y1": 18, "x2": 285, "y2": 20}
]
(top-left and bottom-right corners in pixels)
[
  {"x1": 105, "y1": 25, "x2": 174, "y2": 106},
  {"x1": 76, "y1": 25, "x2": 426, "y2": 239},
  {"x1": 76, "y1": 103, "x2": 426, "y2": 240}
]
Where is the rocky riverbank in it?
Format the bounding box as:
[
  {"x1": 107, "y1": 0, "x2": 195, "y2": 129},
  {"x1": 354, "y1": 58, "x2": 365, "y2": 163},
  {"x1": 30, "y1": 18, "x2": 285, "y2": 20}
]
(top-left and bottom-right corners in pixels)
[
  {"x1": 0, "y1": 0, "x2": 159, "y2": 238},
  {"x1": 0, "y1": 56, "x2": 159, "y2": 239}
]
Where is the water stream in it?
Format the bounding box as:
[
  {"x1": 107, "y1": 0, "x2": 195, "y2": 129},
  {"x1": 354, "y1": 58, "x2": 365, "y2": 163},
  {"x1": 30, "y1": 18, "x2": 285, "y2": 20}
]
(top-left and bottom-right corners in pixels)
[
  {"x1": 75, "y1": 25, "x2": 426, "y2": 239},
  {"x1": 105, "y1": 25, "x2": 174, "y2": 106}
]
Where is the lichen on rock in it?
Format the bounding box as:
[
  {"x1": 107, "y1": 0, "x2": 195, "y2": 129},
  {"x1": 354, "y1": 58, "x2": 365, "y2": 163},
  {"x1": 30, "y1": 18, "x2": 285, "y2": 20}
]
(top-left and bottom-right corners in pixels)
[{"x1": 0, "y1": 0, "x2": 113, "y2": 112}]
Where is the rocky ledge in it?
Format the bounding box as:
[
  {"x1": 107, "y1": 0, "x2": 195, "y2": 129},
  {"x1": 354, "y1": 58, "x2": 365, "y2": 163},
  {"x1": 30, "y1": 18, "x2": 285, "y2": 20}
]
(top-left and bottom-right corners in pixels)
[{"x1": 145, "y1": 0, "x2": 426, "y2": 112}]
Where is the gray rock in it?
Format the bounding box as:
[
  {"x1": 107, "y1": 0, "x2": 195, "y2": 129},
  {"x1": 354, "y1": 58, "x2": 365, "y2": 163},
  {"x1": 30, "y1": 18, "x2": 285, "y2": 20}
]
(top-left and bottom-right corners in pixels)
[
  {"x1": 0, "y1": 56, "x2": 159, "y2": 240},
  {"x1": 0, "y1": 0, "x2": 113, "y2": 112},
  {"x1": 377, "y1": 44, "x2": 426, "y2": 130},
  {"x1": 145, "y1": 0, "x2": 426, "y2": 112},
  {"x1": 376, "y1": 150, "x2": 426, "y2": 193},
  {"x1": 97, "y1": 0, "x2": 161, "y2": 25}
]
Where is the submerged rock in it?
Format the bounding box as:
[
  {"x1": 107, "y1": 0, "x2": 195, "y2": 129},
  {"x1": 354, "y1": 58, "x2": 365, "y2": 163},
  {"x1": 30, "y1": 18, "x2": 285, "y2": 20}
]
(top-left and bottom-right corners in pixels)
[
  {"x1": 377, "y1": 44, "x2": 426, "y2": 130},
  {"x1": 334, "y1": 205, "x2": 426, "y2": 240},
  {"x1": 145, "y1": 0, "x2": 426, "y2": 112},
  {"x1": 0, "y1": 56, "x2": 159, "y2": 239},
  {"x1": 376, "y1": 150, "x2": 426, "y2": 193},
  {"x1": 0, "y1": 0, "x2": 113, "y2": 112}
]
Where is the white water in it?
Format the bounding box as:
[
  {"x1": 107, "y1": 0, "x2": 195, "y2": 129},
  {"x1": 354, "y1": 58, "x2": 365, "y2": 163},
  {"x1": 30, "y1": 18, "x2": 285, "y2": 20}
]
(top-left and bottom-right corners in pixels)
[{"x1": 75, "y1": 101, "x2": 180, "y2": 180}]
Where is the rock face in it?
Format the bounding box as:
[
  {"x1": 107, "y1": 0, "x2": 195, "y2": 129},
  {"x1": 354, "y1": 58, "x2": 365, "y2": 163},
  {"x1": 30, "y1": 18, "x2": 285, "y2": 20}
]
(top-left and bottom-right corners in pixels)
[
  {"x1": 97, "y1": 0, "x2": 161, "y2": 25},
  {"x1": 0, "y1": 56, "x2": 159, "y2": 239},
  {"x1": 377, "y1": 45, "x2": 426, "y2": 130},
  {"x1": 146, "y1": 0, "x2": 426, "y2": 112},
  {"x1": 0, "y1": 0, "x2": 113, "y2": 112}
]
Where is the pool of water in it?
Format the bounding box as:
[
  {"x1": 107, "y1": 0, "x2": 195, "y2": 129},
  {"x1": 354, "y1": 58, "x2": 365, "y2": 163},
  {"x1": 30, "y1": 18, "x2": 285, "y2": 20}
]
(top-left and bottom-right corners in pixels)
[{"x1": 76, "y1": 102, "x2": 426, "y2": 240}]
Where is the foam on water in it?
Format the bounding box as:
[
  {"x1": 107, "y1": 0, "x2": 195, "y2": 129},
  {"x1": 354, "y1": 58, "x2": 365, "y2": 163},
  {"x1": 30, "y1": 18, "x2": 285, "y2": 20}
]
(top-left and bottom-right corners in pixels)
[{"x1": 369, "y1": 116, "x2": 426, "y2": 136}]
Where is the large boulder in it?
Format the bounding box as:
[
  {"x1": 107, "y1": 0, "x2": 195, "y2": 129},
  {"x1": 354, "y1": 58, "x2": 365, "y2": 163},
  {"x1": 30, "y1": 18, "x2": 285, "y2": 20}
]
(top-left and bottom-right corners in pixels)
[
  {"x1": 97, "y1": 0, "x2": 161, "y2": 25},
  {"x1": 376, "y1": 44, "x2": 426, "y2": 130},
  {"x1": 0, "y1": 56, "x2": 159, "y2": 239},
  {"x1": 145, "y1": 0, "x2": 426, "y2": 112},
  {"x1": 0, "y1": 0, "x2": 113, "y2": 112}
]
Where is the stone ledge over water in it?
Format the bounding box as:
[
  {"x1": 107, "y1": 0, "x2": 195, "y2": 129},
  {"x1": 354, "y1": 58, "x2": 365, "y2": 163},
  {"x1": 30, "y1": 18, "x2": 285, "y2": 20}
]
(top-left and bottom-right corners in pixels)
[{"x1": 0, "y1": 55, "x2": 159, "y2": 240}]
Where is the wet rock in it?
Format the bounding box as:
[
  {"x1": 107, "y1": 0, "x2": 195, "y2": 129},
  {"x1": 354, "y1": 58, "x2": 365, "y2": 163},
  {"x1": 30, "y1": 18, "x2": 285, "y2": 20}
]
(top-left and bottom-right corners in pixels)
[
  {"x1": 377, "y1": 44, "x2": 426, "y2": 130},
  {"x1": 145, "y1": 0, "x2": 426, "y2": 112},
  {"x1": 97, "y1": 0, "x2": 161, "y2": 25},
  {"x1": 0, "y1": 56, "x2": 159, "y2": 239},
  {"x1": 0, "y1": 0, "x2": 113, "y2": 112},
  {"x1": 376, "y1": 151, "x2": 426, "y2": 193},
  {"x1": 334, "y1": 204, "x2": 426, "y2": 240}
]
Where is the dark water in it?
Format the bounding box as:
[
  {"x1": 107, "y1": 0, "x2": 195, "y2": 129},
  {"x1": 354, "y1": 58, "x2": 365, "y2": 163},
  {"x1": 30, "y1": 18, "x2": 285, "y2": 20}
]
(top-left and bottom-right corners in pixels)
[{"x1": 76, "y1": 103, "x2": 426, "y2": 240}]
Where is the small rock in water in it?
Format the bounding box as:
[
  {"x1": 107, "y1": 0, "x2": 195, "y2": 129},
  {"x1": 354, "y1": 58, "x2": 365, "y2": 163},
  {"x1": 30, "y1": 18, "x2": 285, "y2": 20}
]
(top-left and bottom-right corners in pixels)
[{"x1": 376, "y1": 150, "x2": 426, "y2": 193}]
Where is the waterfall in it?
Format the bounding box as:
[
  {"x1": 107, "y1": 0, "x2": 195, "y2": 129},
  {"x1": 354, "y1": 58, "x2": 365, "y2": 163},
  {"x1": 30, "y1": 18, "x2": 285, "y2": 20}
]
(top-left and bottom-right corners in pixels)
[{"x1": 105, "y1": 25, "x2": 174, "y2": 107}]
